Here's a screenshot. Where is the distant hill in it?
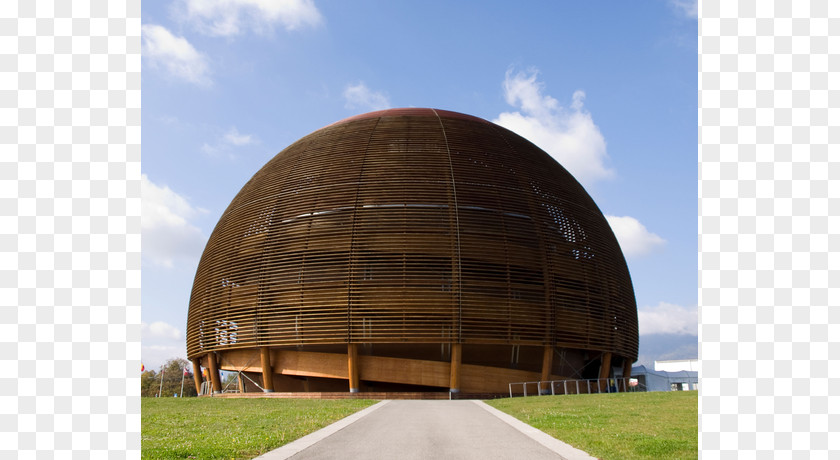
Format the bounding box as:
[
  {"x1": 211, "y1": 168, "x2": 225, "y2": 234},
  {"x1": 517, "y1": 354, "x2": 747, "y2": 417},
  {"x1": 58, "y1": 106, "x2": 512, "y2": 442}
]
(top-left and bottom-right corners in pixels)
[{"x1": 636, "y1": 333, "x2": 698, "y2": 368}]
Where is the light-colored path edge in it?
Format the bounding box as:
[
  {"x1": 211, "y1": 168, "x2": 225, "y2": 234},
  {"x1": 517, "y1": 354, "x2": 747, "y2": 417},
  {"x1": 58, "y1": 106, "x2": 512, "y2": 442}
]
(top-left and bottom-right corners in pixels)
[
  {"x1": 253, "y1": 400, "x2": 390, "y2": 460},
  {"x1": 472, "y1": 400, "x2": 597, "y2": 460}
]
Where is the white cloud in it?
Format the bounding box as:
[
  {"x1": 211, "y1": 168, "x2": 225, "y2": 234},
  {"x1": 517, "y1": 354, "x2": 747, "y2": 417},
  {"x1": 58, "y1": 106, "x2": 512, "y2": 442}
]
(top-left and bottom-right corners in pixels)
[
  {"x1": 142, "y1": 174, "x2": 207, "y2": 267},
  {"x1": 605, "y1": 215, "x2": 666, "y2": 258},
  {"x1": 142, "y1": 24, "x2": 211, "y2": 86},
  {"x1": 223, "y1": 127, "x2": 254, "y2": 146},
  {"x1": 175, "y1": 0, "x2": 323, "y2": 37},
  {"x1": 637, "y1": 302, "x2": 698, "y2": 336},
  {"x1": 142, "y1": 321, "x2": 182, "y2": 340},
  {"x1": 202, "y1": 127, "x2": 257, "y2": 158},
  {"x1": 493, "y1": 68, "x2": 613, "y2": 187},
  {"x1": 201, "y1": 142, "x2": 222, "y2": 156},
  {"x1": 669, "y1": 0, "x2": 698, "y2": 19},
  {"x1": 343, "y1": 82, "x2": 391, "y2": 111},
  {"x1": 141, "y1": 321, "x2": 187, "y2": 371}
]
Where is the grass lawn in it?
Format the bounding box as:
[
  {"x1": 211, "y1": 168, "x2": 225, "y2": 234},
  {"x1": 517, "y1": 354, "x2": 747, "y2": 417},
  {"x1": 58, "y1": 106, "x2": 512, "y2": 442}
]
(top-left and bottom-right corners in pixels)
[
  {"x1": 487, "y1": 391, "x2": 697, "y2": 460},
  {"x1": 141, "y1": 398, "x2": 376, "y2": 459}
]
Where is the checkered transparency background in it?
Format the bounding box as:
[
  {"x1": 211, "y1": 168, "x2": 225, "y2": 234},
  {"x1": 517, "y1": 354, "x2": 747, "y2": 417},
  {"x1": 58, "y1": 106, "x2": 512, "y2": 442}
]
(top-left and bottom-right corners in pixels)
[
  {"x1": 0, "y1": 0, "x2": 836, "y2": 458},
  {"x1": 699, "y1": 1, "x2": 839, "y2": 458},
  {"x1": 0, "y1": 0, "x2": 141, "y2": 458}
]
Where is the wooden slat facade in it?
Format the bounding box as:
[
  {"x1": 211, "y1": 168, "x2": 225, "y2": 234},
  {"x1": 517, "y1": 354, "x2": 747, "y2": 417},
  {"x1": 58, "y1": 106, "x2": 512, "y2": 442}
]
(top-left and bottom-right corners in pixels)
[{"x1": 186, "y1": 108, "x2": 638, "y2": 392}]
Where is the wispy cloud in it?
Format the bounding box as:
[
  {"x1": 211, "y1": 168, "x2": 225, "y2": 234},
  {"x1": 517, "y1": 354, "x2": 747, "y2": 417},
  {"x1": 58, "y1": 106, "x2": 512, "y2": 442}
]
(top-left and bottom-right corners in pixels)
[
  {"x1": 493, "y1": 68, "x2": 613, "y2": 187},
  {"x1": 141, "y1": 174, "x2": 206, "y2": 267},
  {"x1": 174, "y1": 0, "x2": 323, "y2": 37},
  {"x1": 141, "y1": 321, "x2": 182, "y2": 341},
  {"x1": 202, "y1": 127, "x2": 257, "y2": 158},
  {"x1": 668, "y1": 0, "x2": 697, "y2": 19},
  {"x1": 343, "y1": 82, "x2": 390, "y2": 111},
  {"x1": 637, "y1": 302, "x2": 698, "y2": 336},
  {"x1": 223, "y1": 127, "x2": 254, "y2": 146},
  {"x1": 142, "y1": 24, "x2": 211, "y2": 86},
  {"x1": 200, "y1": 143, "x2": 224, "y2": 157},
  {"x1": 605, "y1": 215, "x2": 666, "y2": 258}
]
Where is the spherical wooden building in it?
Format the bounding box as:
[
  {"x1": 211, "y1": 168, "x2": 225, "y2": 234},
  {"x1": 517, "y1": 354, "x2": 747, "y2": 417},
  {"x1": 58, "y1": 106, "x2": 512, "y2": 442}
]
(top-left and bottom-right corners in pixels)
[{"x1": 186, "y1": 108, "x2": 638, "y2": 395}]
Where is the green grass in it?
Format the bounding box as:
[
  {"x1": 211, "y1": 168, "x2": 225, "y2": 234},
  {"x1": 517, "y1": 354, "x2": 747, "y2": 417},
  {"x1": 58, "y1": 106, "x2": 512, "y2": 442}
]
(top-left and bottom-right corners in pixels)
[
  {"x1": 144, "y1": 392, "x2": 696, "y2": 459},
  {"x1": 141, "y1": 398, "x2": 376, "y2": 459},
  {"x1": 487, "y1": 391, "x2": 697, "y2": 460}
]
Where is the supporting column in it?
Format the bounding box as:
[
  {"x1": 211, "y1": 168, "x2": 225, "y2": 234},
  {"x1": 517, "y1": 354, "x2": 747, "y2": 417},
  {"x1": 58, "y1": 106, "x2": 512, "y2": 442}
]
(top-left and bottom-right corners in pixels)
[
  {"x1": 260, "y1": 347, "x2": 275, "y2": 393},
  {"x1": 190, "y1": 358, "x2": 203, "y2": 395},
  {"x1": 347, "y1": 343, "x2": 359, "y2": 393},
  {"x1": 622, "y1": 357, "x2": 633, "y2": 392},
  {"x1": 237, "y1": 372, "x2": 245, "y2": 393},
  {"x1": 206, "y1": 352, "x2": 222, "y2": 394},
  {"x1": 540, "y1": 345, "x2": 553, "y2": 395},
  {"x1": 598, "y1": 352, "x2": 612, "y2": 392},
  {"x1": 449, "y1": 343, "x2": 462, "y2": 393}
]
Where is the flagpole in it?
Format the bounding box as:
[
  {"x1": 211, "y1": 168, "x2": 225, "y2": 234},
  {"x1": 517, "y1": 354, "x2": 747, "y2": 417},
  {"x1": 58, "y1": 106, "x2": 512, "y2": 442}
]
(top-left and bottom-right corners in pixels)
[
  {"x1": 158, "y1": 365, "x2": 165, "y2": 397},
  {"x1": 180, "y1": 363, "x2": 186, "y2": 397}
]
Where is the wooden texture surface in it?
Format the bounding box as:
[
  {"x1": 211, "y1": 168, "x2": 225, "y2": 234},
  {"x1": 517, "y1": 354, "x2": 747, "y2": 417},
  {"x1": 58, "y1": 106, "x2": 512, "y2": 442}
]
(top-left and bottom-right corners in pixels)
[
  {"x1": 348, "y1": 343, "x2": 360, "y2": 392},
  {"x1": 190, "y1": 358, "x2": 203, "y2": 394},
  {"x1": 186, "y1": 108, "x2": 638, "y2": 389},
  {"x1": 206, "y1": 352, "x2": 221, "y2": 394},
  {"x1": 215, "y1": 347, "x2": 566, "y2": 393},
  {"x1": 260, "y1": 346, "x2": 274, "y2": 392},
  {"x1": 449, "y1": 343, "x2": 462, "y2": 392}
]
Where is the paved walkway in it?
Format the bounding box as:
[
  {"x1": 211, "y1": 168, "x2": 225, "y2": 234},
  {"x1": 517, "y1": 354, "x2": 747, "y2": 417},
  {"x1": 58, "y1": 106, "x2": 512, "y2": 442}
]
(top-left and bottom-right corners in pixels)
[{"x1": 255, "y1": 400, "x2": 596, "y2": 460}]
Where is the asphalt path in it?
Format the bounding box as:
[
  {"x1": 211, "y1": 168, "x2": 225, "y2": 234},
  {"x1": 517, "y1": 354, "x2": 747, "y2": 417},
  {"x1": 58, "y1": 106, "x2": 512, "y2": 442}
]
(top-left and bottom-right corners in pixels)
[{"x1": 257, "y1": 399, "x2": 596, "y2": 460}]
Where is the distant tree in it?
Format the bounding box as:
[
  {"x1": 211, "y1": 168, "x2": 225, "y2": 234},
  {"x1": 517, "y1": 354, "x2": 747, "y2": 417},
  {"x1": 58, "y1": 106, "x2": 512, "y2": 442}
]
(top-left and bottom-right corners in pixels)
[
  {"x1": 140, "y1": 370, "x2": 159, "y2": 397},
  {"x1": 141, "y1": 358, "x2": 198, "y2": 397}
]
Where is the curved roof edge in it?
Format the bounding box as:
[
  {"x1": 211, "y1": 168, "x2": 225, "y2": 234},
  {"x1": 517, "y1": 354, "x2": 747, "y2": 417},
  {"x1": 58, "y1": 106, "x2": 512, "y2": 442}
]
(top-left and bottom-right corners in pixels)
[{"x1": 324, "y1": 108, "x2": 493, "y2": 128}]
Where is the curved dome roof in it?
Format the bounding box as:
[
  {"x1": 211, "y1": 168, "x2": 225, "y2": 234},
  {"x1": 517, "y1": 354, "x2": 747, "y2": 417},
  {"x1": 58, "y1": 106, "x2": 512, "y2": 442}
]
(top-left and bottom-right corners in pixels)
[{"x1": 186, "y1": 108, "x2": 637, "y2": 361}]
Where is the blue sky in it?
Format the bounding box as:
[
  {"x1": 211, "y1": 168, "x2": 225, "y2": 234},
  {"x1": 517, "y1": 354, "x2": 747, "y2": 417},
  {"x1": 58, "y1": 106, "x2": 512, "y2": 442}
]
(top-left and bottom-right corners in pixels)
[{"x1": 141, "y1": 0, "x2": 698, "y2": 371}]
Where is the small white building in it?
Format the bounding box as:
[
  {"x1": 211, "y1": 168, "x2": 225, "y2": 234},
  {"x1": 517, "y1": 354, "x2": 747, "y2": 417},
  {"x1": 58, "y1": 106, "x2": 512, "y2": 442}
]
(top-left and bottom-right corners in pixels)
[
  {"x1": 655, "y1": 359, "x2": 699, "y2": 373},
  {"x1": 631, "y1": 364, "x2": 698, "y2": 392}
]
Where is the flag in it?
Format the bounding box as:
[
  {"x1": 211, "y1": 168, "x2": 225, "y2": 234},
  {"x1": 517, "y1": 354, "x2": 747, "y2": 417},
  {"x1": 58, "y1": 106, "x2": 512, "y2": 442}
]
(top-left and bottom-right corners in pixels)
[
  {"x1": 184, "y1": 368, "x2": 189, "y2": 376},
  {"x1": 180, "y1": 364, "x2": 188, "y2": 397},
  {"x1": 141, "y1": 363, "x2": 145, "y2": 372}
]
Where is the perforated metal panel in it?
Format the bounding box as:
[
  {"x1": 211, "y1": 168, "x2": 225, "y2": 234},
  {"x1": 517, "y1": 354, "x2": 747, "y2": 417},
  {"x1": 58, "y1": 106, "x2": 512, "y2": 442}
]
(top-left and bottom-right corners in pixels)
[{"x1": 186, "y1": 108, "x2": 638, "y2": 362}]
